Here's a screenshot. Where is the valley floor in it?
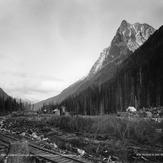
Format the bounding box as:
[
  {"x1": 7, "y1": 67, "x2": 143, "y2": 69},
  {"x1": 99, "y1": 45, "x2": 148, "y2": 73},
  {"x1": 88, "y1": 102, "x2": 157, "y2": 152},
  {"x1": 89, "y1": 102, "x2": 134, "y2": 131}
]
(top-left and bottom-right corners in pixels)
[{"x1": 0, "y1": 113, "x2": 163, "y2": 162}]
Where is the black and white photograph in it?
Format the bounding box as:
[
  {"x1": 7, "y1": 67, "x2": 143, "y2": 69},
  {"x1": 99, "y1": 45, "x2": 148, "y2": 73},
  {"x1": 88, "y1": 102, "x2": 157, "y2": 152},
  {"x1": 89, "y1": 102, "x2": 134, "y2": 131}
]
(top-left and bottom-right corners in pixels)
[{"x1": 0, "y1": 0, "x2": 163, "y2": 162}]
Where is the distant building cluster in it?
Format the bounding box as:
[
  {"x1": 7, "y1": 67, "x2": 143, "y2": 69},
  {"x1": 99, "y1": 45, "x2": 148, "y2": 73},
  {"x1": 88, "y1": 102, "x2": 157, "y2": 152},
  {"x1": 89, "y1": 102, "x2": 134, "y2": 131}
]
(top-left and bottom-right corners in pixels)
[{"x1": 40, "y1": 105, "x2": 70, "y2": 116}]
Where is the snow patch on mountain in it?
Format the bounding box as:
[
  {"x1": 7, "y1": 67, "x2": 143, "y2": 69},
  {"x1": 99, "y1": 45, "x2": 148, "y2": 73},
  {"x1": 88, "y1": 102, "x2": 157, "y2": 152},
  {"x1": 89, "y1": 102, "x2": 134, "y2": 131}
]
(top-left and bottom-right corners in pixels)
[
  {"x1": 89, "y1": 20, "x2": 155, "y2": 76},
  {"x1": 89, "y1": 48, "x2": 108, "y2": 76}
]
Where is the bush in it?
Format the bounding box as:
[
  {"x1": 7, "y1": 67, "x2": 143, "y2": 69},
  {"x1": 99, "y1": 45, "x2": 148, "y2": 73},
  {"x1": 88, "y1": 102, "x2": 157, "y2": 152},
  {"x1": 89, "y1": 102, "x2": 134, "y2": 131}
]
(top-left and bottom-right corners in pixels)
[
  {"x1": 46, "y1": 116, "x2": 94, "y2": 133},
  {"x1": 3, "y1": 115, "x2": 162, "y2": 146}
]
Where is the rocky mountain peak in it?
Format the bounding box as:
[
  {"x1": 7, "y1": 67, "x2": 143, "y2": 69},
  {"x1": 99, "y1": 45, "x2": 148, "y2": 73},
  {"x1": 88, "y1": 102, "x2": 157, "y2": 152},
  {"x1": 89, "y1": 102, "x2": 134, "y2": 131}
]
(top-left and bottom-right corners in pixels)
[
  {"x1": 119, "y1": 19, "x2": 130, "y2": 31},
  {"x1": 115, "y1": 21, "x2": 155, "y2": 51},
  {"x1": 88, "y1": 20, "x2": 155, "y2": 76}
]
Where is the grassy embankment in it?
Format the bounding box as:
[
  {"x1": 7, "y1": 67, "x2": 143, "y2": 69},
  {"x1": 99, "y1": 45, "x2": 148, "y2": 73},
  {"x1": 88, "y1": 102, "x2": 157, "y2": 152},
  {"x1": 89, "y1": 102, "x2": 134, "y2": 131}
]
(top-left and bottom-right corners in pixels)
[
  {"x1": 2, "y1": 114, "x2": 163, "y2": 161},
  {"x1": 4, "y1": 114, "x2": 163, "y2": 146}
]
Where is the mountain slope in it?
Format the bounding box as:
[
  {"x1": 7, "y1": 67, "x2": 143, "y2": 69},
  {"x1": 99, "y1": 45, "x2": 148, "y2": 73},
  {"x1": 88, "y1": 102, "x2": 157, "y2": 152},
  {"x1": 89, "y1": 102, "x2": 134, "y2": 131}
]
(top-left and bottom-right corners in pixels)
[
  {"x1": 0, "y1": 88, "x2": 25, "y2": 115},
  {"x1": 34, "y1": 20, "x2": 155, "y2": 110},
  {"x1": 0, "y1": 88, "x2": 9, "y2": 100},
  {"x1": 88, "y1": 20, "x2": 155, "y2": 76},
  {"x1": 60, "y1": 25, "x2": 163, "y2": 114},
  {"x1": 34, "y1": 78, "x2": 87, "y2": 110}
]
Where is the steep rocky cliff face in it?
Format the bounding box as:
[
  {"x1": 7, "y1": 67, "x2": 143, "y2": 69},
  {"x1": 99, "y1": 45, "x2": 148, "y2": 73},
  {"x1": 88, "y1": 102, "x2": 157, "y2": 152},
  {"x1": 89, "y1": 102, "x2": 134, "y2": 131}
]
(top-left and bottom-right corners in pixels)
[
  {"x1": 59, "y1": 25, "x2": 163, "y2": 115},
  {"x1": 89, "y1": 20, "x2": 155, "y2": 76},
  {"x1": 34, "y1": 20, "x2": 156, "y2": 111}
]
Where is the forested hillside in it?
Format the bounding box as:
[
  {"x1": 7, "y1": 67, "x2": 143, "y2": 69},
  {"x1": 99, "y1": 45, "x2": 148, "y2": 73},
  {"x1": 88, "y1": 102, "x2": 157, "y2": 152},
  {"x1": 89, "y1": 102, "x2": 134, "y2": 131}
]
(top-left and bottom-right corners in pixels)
[
  {"x1": 35, "y1": 20, "x2": 155, "y2": 110},
  {"x1": 58, "y1": 26, "x2": 163, "y2": 115},
  {"x1": 0, "y1": 88, "x2": 25, "y2": 115}
]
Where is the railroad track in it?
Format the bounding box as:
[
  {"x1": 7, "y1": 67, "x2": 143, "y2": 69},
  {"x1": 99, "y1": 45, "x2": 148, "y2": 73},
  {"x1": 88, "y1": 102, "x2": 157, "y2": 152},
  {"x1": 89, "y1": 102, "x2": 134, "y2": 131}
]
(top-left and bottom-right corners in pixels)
[{"x1": 0, "y1": 132, "x2": 91, "y2": 163}]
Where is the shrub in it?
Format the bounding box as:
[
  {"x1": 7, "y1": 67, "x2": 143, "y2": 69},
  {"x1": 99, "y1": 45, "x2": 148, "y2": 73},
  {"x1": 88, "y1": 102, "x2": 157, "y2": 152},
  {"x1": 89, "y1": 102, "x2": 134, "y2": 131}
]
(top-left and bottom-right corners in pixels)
[{"x1": 3, "y1": 115, "x2": 162, "y2": 147}]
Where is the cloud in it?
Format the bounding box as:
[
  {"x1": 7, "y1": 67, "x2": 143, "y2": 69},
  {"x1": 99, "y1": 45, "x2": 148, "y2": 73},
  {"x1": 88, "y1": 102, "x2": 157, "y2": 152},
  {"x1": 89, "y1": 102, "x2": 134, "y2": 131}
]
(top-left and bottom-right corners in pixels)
[
  {"x1": 0, "y1": 53, "x2": 5, "y2": 59},
  {"x1": 6, "y1": 72, "x2": 63, "y2": 82},
  {"x1": 0, "y1": 0, "x2": 162, "y2": 102},
  {"x1": 0, "y1": 71, "x2": 66, "y2": 101}
]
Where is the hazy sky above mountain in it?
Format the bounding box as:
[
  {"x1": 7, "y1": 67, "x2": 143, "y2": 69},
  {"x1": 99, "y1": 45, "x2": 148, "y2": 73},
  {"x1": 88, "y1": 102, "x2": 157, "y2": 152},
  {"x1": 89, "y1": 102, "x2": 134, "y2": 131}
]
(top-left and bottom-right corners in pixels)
[{"x1": 0, "y1": 0, "x2": 162, "y2": 102}]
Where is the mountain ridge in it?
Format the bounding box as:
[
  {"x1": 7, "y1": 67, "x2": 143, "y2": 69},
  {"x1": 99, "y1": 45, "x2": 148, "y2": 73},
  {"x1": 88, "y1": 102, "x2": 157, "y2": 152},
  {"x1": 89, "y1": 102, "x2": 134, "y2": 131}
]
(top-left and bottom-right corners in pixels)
[
  {"x1": 34, "y1": 20, "x2": 156, "y2": 110},
  {"x1": 88, "y1": 20, "x2": 155, "y2": 76},
  {"x1": 59, "y1": 25, "x2": 163, "y2": 114}
]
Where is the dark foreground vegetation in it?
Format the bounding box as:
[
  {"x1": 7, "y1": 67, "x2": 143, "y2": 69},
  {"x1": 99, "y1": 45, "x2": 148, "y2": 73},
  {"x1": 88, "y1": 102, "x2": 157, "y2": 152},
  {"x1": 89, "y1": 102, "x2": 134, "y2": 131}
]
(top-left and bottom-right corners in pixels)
[{"x1": 1, "y1": 114, "x2": 163, "y2": 162}]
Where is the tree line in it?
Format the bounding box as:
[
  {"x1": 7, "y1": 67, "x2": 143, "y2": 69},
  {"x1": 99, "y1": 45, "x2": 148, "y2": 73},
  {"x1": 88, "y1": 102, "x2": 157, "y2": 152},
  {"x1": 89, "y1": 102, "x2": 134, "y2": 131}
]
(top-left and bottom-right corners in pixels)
[
  {"x1": 0, "y1": 96, "x2": 25, "y2": 115},
  {"x1": 41, "y1": 26, "x2": 163, "y2": 115}
]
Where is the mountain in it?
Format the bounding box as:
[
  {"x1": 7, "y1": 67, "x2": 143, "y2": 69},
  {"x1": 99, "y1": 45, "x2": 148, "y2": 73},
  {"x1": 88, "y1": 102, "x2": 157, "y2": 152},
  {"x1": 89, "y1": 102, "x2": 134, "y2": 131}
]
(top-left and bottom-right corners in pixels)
[
  {"x1": 0, "y1": 88, "x2": 9, "y2": 100},
  {"x1": 60, "y1": 25, "x2": 163, "y2": 114},
  {"x1": 34, "y1": 20, "x2": 155, "y2": 110},
  {"x1": 88, "y1": 20, "x2": 155, "y2": 76},
  {"x1": 34, "y1": 79, "x2": 85, "y2": 110}
]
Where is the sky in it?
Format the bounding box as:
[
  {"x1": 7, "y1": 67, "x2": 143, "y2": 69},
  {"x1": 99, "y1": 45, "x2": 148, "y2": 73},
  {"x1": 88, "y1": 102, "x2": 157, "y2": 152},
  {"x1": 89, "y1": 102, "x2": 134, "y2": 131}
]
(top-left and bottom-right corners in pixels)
[{"x1": 0, "y1": 0, "x2": 162, "y2": 102}]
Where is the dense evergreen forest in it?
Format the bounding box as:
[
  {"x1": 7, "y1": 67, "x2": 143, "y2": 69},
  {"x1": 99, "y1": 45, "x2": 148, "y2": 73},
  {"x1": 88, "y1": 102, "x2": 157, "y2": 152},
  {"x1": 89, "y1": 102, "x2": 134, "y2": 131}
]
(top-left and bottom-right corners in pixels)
[
  {"x1": 42, "y1": 26, "x2": 163, "y2": 115},
  {"x1": 0, "y1": 97, "x2": 25, "y2": 115}
]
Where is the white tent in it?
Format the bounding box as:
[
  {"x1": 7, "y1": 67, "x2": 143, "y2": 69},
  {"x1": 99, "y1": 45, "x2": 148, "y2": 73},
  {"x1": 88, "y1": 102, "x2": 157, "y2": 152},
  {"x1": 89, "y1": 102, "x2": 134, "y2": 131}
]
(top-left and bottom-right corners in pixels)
[{"x1": 126, "y1": 106, "x2": 137, "y2": 112}]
